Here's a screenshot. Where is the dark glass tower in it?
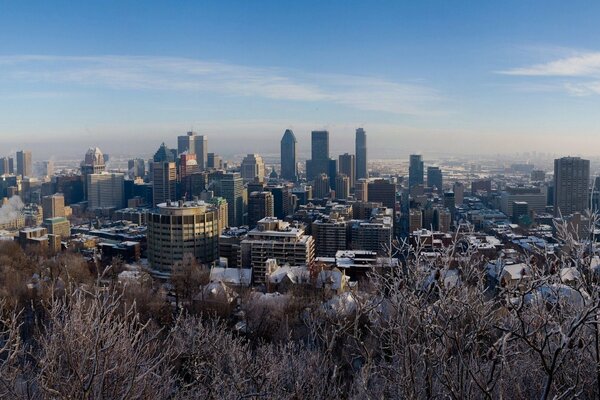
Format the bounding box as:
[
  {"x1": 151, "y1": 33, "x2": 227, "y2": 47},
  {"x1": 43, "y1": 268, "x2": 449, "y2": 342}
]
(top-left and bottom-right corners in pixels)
[
  {"x1": 409, "y1": 154, "x2": 424, "y2": 188},
  {"x1": 306, "y1": 130, "x2": 330, "y2": 181},
  {"x1": 280, "y1": 129, "x2": 298, "y2": 181},
  {"x1": 355, "y1": 128, "x2": 368, "y2": 180}
]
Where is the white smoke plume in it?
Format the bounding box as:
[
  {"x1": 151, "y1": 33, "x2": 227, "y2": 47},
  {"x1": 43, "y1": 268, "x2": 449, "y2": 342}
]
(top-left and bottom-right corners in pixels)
[{"x1": 0, "y1": 195, "x2": 25, "y2": 224}]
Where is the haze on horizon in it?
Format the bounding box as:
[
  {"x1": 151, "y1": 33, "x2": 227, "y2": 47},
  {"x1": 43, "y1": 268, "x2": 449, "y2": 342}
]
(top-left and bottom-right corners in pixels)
[{"x1": 1, "y1": 1, "x2": 600, "y2": 160}]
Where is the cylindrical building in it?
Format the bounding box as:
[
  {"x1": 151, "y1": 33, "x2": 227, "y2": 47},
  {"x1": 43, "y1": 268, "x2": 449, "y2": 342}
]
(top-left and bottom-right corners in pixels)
[{"x1": 147, "y1": 200, "x2": 220, "y2": 272}]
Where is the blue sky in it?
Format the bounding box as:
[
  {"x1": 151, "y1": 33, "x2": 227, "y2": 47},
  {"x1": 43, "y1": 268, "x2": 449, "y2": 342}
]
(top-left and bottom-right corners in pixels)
[{"x1": 1, "y1": 1, "x2": 600, "y2": 159}]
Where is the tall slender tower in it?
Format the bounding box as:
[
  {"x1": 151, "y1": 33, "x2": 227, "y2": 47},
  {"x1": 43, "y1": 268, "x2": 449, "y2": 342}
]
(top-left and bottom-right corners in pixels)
[
  {"x1": 338, "y1": 153, "x2": 356, "y2": 189},
  {"x1": 16, "y1": 150, "x2": 32, "y2": 178},
  {"x1": 280, "y1": 129, "x2": 298, "y2": 181},
  {"x1": 409, "y1": 154, "x2": 424, "y2": 188},
  {"x1": 194, "y1": 135, "x2": 208, "y2": 171},
  {"x1": 177, "y1": 132, "x2": 195, "y2": 155},
  {"x1": 355, "y1": 128, "x2": 368, "y2": 180},
  {"x1": 553, "y1": 157, "x2": 590, "y2": 216},
  {"x1": 306, "y1": 130, "x2": 330, "y2": 181}
]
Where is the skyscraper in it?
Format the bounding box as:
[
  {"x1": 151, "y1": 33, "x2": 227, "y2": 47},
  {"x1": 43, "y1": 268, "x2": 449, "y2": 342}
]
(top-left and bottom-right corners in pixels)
[
  {"x1": 193, "y1": 134, "x2": 208, "y2": 170},
  {"x1": 16, "y1": 150, "x2": 32, "y2": 178},
  {"x1": 368, "y1": 179, "x2": 396, "y2": 210},
  {"x1": 248, "y1": 191, "x2": 274, "y2": 228},
  {"x1": 427, "y1": 166, "x2": 443, "y2": 193},
  {"x1": 355, "y1": 128, "x2": 368, "y2": 180},
  {"x1": 338, "y1": 153, "x2": 356, "y2": 189},
  {"x1": 280, "y1": 129, "x2": 298, "y2": 181},
  {"x1": 221, "y1": 172, "x2": 245, "y2": 227},
  {"x1": 313, "y1": 174, "x2": 330, "y2": 199},
  {"x1": 0, "y1": 157, "x2": 11, "y2": 175},
  {"x1": 306, "y1": 130, "x2": 330, "y2": 181},
  {"x1": 42, "y1": 194, "x2": 66, "y2": 220},
  {"x1": 152, "y1": 162, "x2": 177, "y2": 206},
  {"x1": 87, "y1": 173, "x2": 125, "y2": 210},
  {"x1": 240, "y1": 154, "x2": 266, "y2": 183},
  {"x1": 409, "y1": 155, "x2": 424, "y2": 188},
  {"x1": 128, "y1": 158, "x2": 146, "y2": 179},
  {"x1": 553, "y1": 157, "x2": 590, "y2": 216},
  {"x1": 335, "y1": 174, "x2": 350, "y2": 200},
  {"x1": 177, "y1": 131, "x2": 195, "y2": 155}
]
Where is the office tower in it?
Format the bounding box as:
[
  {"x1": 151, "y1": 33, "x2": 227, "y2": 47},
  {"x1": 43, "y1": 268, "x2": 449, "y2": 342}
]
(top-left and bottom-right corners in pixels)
[
  {"x1": 531, "y1": 170, "x2": 546, "y2": 182},
  {"x1": 87, "y1": 173, "x2": 125, "y2": 210},
  {"x1": 210, "y1": 196, "x2": 229, "y2": 233},
  {"x1": 443, "y1": 191, "x2": 456, "y2": 218},
  {"x1": 0, "y1": 157, "x2": 10, "y2": 175},
  {"x1": 181, "y1": 171, "x2": 208, "y2": 200},
  {"x1": 80, "y1": 147, "x2": 107, "y2": 201},
  {"x1": 500, "y1": 186, "x2": 546, "y2": 217},
  {"x1": 177, "y1": 131, "x2": 195, "y2": 155},
  {"x1": 221, "y1": 172, "x2": 245, "y2": 227},
  {"x1": 266, "y1": 185, "x2": 295, "y2": 219},
  {"x1": 207, "y1": 153, "x2": 223, "y2": 169},
  {"x1": 512, "y1": 201, "x2": 529, "y2": 224},
  {"x1": 355, "y1": 179, "x2": 369, "y2": 202},
  {"x1": 408, "y1": 155, "x2": 424, "y2": 188},
  {"x1": 338, "y1": 153, "x2": 356, "y2": 189},
  {"x1": 128, "y1": 158, "x2": 146, "y2": 179},
  {"x1": 427, "y1": 166, "x2": 443, "y2": 193},
  {"x1": 554, "y1": 157, "x2": 590, "y2": 216},
  {"x1": 240, "y1": 154, "x2": 266, "y2": 183},
  {"x1": 280, "y1": 129, "x2": 298, "y2": 181},
  {"x1": 435, "y1": 208, "x2": 452, "y2": 233},
  {"x1": 313, "y1": 174, "x2": 330, "y2": 199},
  {"x1": 44, "y1": 217, "x2": 71, "y2": 239},
  {"x1": 409, "y1": 209, "x2": 423, "y2": 233},
  {"x1": 152, "y1": 162, "x2": 177, "y2": 206},
  {"x1": 241, "y1": 218, "x2": 315, "y2": 283},
  {"x1": 16, "y1": 150, "x2": 32, "y2": 178},
  {"x1": 453, "y1": 182, "x2": 465, "y2": 206},
  {"x1": 355, "y1": 128, "x2": 368, "y2": 180},
  {"x1": 368, "y1": 179, "x2": 396, "y2": 209},
  {"x1": 42, "y1": 194, "x2": 65, "y2": 220},
  {"x1": 55, "y1": 175, "x2": 84, "y2": 205},
  {"x1": 248, "y1": 191, "x2": 274, "y2": 228},
  {"x1": 147, "y1": 200, "x2": 220, "y2": 271},
  {"x1": 153, "y1": 143, "x2": 176, "y2": 163},
  {"x1": 312, "y1": 216, "x2": 348, "y2": 257},
  {"x1": 335, "y1": 174, "x2": 350, "y2": 200},
  {"x1": 306, "y1": 130, "x2": 330, "y2": 181},
  {"x1": 179, "y1": 153, "x2": 199, "y2": 180},
  {"x1": 40, "y1": 160, "x2": 54, "y2": 177},
  {"x1": 81, "y1": 147, "x2": 106, "y2": 175},
  {"x1": 471, "y1": 179, "x2": 492, "y2": 195},
  {"x1": 193, "y1": 134, "x2": 208, "y2": 170}
]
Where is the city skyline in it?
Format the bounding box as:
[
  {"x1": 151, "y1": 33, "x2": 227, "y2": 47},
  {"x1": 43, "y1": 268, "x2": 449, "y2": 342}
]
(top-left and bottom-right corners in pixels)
[{"x1": 2, "y1": 2, "x2": 600, "y2": 158}]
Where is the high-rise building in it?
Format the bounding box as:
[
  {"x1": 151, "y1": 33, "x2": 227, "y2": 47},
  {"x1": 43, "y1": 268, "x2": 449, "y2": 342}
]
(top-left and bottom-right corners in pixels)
[
  {"x1": 409, "y1": 209, "x2": 423, "y2": 233},
  {"x1": 241, "y1": 218, "x2": 315, "y2": 283},
  {"x1": 350, "y1": 208, "x2": 393, "y2": 255},
  {"x1": 87, "y1": 173, "x2": 125, "y2": 210},
  {"x1": 306, "y1": 130, "x2": 330, "y2": 181},
  {"x1": 128, "y1": 159, "x2": 146, "y2": 179},
  {"x1": 312, "y1": 216, "x2": 348, "y2": 257},
  {"x1": 313, "y1": 174, "x2": 330, "y2": 199},
  {"x1": 427, "y1": 166, "x2": 443, "y2": 193},
  {"x1": 471, "y1": 179, "x2": 492, "y2": 195},
  {"x1": 16, "y1": 150, "x2": 32, "y2": 178},
  {"x1": 207, "y1": 153, "x2": 223, "y2": 169},
  {"x1": 152, "y1": 162, "x2": 177, "y2": 206},
  {"x1": 554, "y1": 157, "x2": 590, "y2": 216},
  {"x1": 153, "y1": 143, "x2": 176, "y2": 163},
  {"x1": 240, "y1": 154, "x2": 266, "y2": 183},
  {"x1": 179, "y1": 153, "x2": 199, "y2": 180},
  {"x1": 147, "y1": 200, "x2": 220, "y2": 271},
  {"x1": 193, "y1": 134, "x2": 208, "y2": 170},
  {"x1": 0, "y1": 157, "x2": 14, "y2": 175},
  {"x1": 338, "y1": 153, "x2": 356, "y2": 189},
  {"x1": 335, "y1": 174, "x2": 350, "y2": 200},
  {"x1": 42, "y1": 194, "x2": 65, "y2": 220},
  {"x1": 266, "y1": 185, "x2": 296, "y2": 220},
  {"x1": 177, "y1": 131, "x2": 195, "y2": 155},
  {"x1": 44, "y1": 217, "x2": 71, "y2": 239},
  {"x1": 221, "y1": 172, "x2": 245, "y2": 227},
  {"x1": 408, "y1": 155, "x2": 424, "y2": 188},
  {"x1": 531, "y1": 170, "x2": 546, "y2": 182},
  {"x1": 355, "y1": 179, "x2": 369, "y2": 202},
  {"x1": 453, "y1": 182, "x2": 465, "y2": 206},
  {"x1": 280, "y1": 129, "x2": 298, "y2": 182},
  {"x1": 248, "y1": 191, "x2": 274, "y2": 228},
  {"x1": 355, "y1": 128, "x2": 368, "y2": 180},
  {"x1": 368, "y1": 179, "x2": 396, "y2": 209}
]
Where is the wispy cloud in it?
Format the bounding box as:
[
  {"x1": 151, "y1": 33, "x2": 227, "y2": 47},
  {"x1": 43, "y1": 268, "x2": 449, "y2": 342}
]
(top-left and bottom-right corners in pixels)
[
  {"x1": 498, "y1": 52, "x2": 600, "y2": 77},
  {"x1": 497, "y1": 51, "x2": 600, "y2": 96},
  {"x1": 0, "y1": 55, "x2": 442, "y2": 115}
]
